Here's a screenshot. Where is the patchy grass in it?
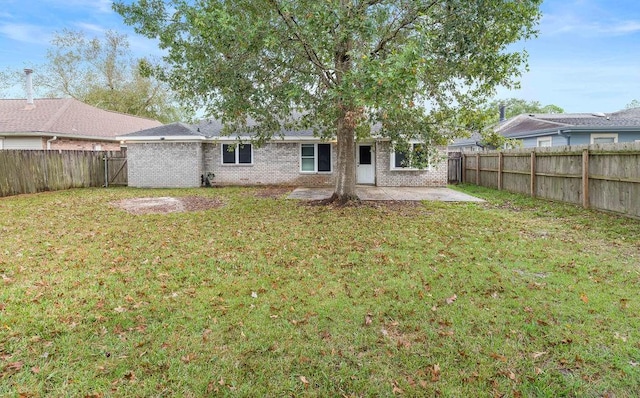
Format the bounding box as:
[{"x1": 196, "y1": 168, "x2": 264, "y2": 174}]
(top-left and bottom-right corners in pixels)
[{"x1": 1, "y1": 186, "x2": 639, "y2": 397}]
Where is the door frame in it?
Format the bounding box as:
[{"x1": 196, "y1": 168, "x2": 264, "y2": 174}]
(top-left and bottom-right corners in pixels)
[{"x1": 356, "y1": 143, "x2": 375, "y2": 185}]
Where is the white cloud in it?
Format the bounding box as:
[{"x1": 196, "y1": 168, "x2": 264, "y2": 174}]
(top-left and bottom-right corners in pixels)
[
  {"x1": 46, "y1": 0, "x2": 113, "y2": 14},
  {"x1": 0, "y1": 23, "x2": 52, "y2": 44},
  {"x1": 540, "y1": 0, "x2": 640, "y2": 38},
  {"x1": 74, "y1": 22, "x2": 107, "y2": 34}
]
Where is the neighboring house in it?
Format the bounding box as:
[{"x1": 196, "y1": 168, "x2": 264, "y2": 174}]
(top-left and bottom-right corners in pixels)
[
  {"x1": 450, "y1": 107, "x2": 640, "y2": 150},
  {"x1": 118, "y1": 120, "x2": 447, "y2": 188},
  {"x1": 0, "y1": 97, "x2": 163, "y2": 151}
]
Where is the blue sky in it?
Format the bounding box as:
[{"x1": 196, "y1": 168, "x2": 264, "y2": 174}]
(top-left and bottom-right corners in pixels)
[{"x1": 1, "y1": 0, "x2": 639, "y2": 113}]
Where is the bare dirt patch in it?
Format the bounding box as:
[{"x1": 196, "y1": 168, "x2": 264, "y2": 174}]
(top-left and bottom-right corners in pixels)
[{"x1": 112, "y1": 196, "x2": 224, "y2": 215}]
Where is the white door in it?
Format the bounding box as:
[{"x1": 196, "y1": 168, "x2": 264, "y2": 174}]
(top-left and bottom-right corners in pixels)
[{"x1": 356, "y1": 144, "x2": 375, "y2": 184}]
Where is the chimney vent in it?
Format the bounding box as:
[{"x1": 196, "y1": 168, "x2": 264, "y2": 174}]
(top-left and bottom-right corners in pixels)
[
  {"x1": 499, "y1": 104, "x2": 506, "y2": 122},
  {"x1": 24, "y1": 68, "x2": 34, "y2": 108}
]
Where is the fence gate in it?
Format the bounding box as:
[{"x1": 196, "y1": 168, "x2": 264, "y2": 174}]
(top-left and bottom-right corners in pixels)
[
  {"x1": 447, "y1": 152, "x2": 462, "y2": 184},
  {"x1": 104, "y1": 154, "x2": 128, "y2": 187}
]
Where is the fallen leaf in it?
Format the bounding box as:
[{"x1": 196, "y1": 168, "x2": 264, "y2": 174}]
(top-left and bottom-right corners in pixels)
[
  {"x1": 620, "y1": 298, "x2": 629, "y2": 309},
  {"x1": 490, "y1": 353, "x2": 507, "y2": 362},
  {"x1": 580, "y1": 293, "x2": 588, "y2": 304},
  {"x1": 392, "y1": 380, "x2": 404, "y2": 394},
  {"x1": 431, "y1": 363, "x2": 441, "y2": 382},
  {"x1": 507, "y1": 370, "x2": 516, "y2": 380},
  {"x1": 251, "y1": 291, "x2": 258, "y2": 298},
  {"x1": 123, "y1": 371, "x2": 136, "y2": 381},
  {"x1": 445, "y1": 294, "x2": 457, "y2": 305},
  {"x1": 6, "y1": 361, "x2": 23, "y2": 371},
  {"x1": 364, "y1": 313, "x2": 373, "y2": 326},
  {"x1": 30, "y1": 366, "x2": 40, "y2": 374},
  {"x1": 534, "y1": 367, "x2": 543, "y2": 375},
  {"x1": 181, "y1": 354, "x2": 195, "y2": 364},
  {"x1": 300, "y1": 375, "x2": 309, "y2": 387},
  {"x1": 113, "y1": 306, "x2": 127, "y2": 313},
  {"x1": 629, "y1": 361, "x2": 639, "y2": 367},
  {"x1": 532, "y1": 351, "x2": 547, "y2": 359}
]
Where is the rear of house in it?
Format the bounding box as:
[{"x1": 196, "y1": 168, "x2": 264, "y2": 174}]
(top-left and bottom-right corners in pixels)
[{"x1": 120, "y1": 122, "x2": 447, "y2": 188}]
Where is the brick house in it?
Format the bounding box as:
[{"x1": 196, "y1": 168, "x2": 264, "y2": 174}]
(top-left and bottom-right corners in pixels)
[
  {"x1": 0, "y1": 97, "x2": 162, "y2": 151},
  {"x1": 119, "y1": 120, "x2": 447, "y2": 188}
]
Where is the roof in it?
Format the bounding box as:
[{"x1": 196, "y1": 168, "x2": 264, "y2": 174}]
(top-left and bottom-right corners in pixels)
[
  {"x1": 0, "y1": 98, "x2": 163, "y2": 140},
  {"x1": 120, "y1": 117, "x2": 320, "y2": 141},
  {"x1": 124, "y1": 122, "x2": 198, "y2": 137},
  {"x1": 450, "y1": 107, "x2": 640, "y2": 147}
]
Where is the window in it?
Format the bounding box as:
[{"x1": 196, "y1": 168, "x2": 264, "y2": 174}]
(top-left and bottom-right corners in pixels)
[
  {"x1": 537, "y1": 136, "x2": 552, "y2": 147},
  {"x1": 391, "y1": 143, "x2": 430, "y2": 170},
  {"x1": 591, "y1": 133, "x2": 618, "y2": 144},
  {"x1": 300, "y1": 143, "x2": 331, "y2": 172},
  {"x1": 222, "y1": 143, "x2": 252, "y2": 164},
  {"x1": 0, "y1": 138, "x2": 3, "y2": 150}
]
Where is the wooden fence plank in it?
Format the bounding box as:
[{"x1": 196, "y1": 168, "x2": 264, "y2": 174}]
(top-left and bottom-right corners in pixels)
[
  {"x1": 462, "y1": 142, "x2": 640, "y2": 219},
  {"x1": 0, "y1": 150, "x2": 126, "y2": 198}
]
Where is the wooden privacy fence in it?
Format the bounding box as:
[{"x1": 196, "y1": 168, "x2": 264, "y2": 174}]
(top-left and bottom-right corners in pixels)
[
  {"x1": 0, "y1": 150, "x2": 124, "y2": 198},
  {"x1": 461, "y1": 142, "x2": 640, "y2": 218}
]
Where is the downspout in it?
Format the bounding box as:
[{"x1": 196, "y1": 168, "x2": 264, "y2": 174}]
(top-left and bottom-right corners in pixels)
[
  {"x1": 558, "y1": 130, "x2": 571, "y2": 146},
  {"x1": 46, "y1": 136, "x2": 58, "y2": 150}
]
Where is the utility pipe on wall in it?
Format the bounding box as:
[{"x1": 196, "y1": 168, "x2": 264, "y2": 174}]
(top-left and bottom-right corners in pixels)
[{"x1": 46, "y1": 136, "x2": 58, "y2": 150}]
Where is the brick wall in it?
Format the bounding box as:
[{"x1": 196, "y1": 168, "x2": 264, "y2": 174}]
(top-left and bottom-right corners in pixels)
[
  {"x1": 374, "y1": 141, "x2": 447, "y2": 187},
  {"x1": 128, "y1": 142, "x2": 202, "y2": 188},
  {"x1": 50, "y1": 138, "x2": 121, "y2": 151},
  {"x1": 203, "y1": 142, "x2": 336, "y2": 186}
]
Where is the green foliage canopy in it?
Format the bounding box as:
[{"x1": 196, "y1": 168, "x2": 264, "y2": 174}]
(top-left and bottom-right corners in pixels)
[
  {"x1": 115, "y1": 0, "x2": 542, "y2": 197},
  {"x1": 483, "y1": 97, "x2": 565, "y2": 123}
]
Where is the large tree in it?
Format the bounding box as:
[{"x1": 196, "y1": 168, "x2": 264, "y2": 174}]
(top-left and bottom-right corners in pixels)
[
  {"x1": 33, "y1": 29, "x2": 188, "y2": 123},
  {"x1": 115, "y1": 0, "x2": 541, "y2": 202}
]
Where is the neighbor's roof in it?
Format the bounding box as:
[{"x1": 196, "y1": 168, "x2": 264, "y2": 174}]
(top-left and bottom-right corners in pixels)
[
  {"x1": 450, "y1": 108, "x2": 640, "y2": 147},
  {"x1": 0, "y1": 98, "x2": 163, "y2": 140},
  {"x1": 498, "y1": 109, "x2": 640, "y2": 137}
]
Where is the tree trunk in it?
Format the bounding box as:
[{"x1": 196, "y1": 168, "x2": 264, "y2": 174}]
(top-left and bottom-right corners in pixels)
[{"x1": 332, "y1": 112, "x2": 358, "y2": 203}]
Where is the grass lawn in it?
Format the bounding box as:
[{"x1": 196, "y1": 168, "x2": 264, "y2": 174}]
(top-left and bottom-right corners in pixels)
[{"x1": 1, "y1": 185, "x2": 639, "y2": 397}]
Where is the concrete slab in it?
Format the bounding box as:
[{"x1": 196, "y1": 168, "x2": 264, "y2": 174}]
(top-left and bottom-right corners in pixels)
[{"x1": 288, "y1": 186, "x2": 485, "y2": 202}]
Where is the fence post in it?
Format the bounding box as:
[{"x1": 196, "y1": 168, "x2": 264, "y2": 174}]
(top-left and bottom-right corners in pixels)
[
  {"x1": 582, "y1": 148, "x2": 589, "y2": 208},
  {"x1": 103, "y1": 155, "x2": 109, "y2": 188},
  {"x1": 530, "y1": 151, "x2": 536, "y2": 198},
  {"x1": 476, "y1": 153, "x2": 480, "y2": 185},
  {"x1": 461, "y1": 153, "x2": 466, "y2": 183},
  {"x1": 498, "y1": 152, "x2": 503, "y2": 190}
]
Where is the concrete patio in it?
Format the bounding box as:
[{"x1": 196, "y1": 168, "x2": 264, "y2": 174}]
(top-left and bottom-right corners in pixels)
[{"x1": 288, "y1": 186, "x2": 485, "y2": 202}]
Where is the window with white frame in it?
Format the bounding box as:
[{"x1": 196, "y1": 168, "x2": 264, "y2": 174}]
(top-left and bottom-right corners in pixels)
[
  {"x1": 222, "y1": 143, "x2": 252, "y2": 164},
  {"x1": 0, "y1": 137, "x2": 3, "y2": 150},
  {"x1": 390, "y1": 143, "x2": 431, "y2": 170},
  {"x1": 300, "y1": 143, "x2": 331, "y2": 172},
  {"x1": 591, "y1": 133, "x2": 618, "y2": 144},
  {"x1": 537, "y1": 136, "x2": 552, "y2": 147}
]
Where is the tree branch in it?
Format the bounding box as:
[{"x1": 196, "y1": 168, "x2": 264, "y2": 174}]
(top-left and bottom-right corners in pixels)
[
  {"x1": 369, "y1": 1, "x2": 438, "y2": 58},
  {"x1": 268, "y1": 0, "x2": 335, "y2": 88}
]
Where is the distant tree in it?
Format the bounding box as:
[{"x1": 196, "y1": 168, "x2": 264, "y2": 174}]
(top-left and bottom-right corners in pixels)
[
  {"x1": 625, "y1": 99, "x2": 640, "y2": 109},
  {"x1": 32, "y1": 29, "x2": 189, "y2": 123},
  {"x1": 0, "y1": 68, "x2": 16, "y2": 97},
  {"x1": 483, "y1": 98, "x2": 564, "y2": 122}
]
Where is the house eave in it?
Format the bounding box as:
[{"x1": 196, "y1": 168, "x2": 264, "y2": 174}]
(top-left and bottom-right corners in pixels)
[{"x1": 1, "y1": 131, "x2": 120, "y2": 142}]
